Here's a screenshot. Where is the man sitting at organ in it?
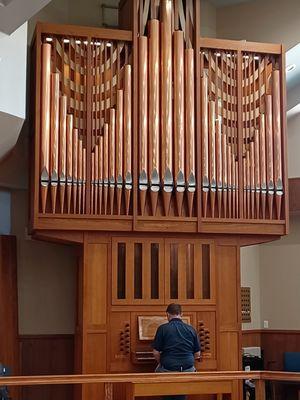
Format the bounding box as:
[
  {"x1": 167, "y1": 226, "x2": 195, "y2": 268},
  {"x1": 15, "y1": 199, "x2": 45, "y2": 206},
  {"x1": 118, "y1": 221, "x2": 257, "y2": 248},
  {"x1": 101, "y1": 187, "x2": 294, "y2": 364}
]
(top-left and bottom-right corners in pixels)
[{"x1": 152, "y1": 303, "x2": 201, "y2": 400}]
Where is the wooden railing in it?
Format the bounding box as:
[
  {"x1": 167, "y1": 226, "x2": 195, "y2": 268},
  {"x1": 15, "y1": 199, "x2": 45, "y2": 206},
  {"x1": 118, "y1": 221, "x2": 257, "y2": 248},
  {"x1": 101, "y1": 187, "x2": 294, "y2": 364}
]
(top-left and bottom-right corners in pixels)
[
  {"x1": 1, "y1": 371, "x2": 300, "y2": 399},
  {"x1": 31, "y1": 21, "x2": 288, "y2": 236}
]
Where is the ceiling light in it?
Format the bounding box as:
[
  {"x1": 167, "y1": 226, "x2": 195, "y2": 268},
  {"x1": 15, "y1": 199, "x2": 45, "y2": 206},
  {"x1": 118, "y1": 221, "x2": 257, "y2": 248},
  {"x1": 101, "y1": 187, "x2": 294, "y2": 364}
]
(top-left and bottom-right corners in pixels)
[
  {"x1": 63, "y1": 39, "x2": 70, "y2": 44},
  {"x1": 75, "y1": 40, "x2": 81, "y2": 45},
  {"x1": 286, "y1": 63, "x2": 296, "y2": 72},
  {"x1": 45, "y1": 37, "x2": 53, "y2": 42}
]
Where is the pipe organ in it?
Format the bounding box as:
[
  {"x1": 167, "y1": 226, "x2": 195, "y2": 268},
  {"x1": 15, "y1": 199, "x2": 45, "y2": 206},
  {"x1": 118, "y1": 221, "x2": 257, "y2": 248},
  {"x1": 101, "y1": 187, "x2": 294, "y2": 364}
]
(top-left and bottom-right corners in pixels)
[{"x1": 30, "y1": 1, "x2": 288, "y2": 399}]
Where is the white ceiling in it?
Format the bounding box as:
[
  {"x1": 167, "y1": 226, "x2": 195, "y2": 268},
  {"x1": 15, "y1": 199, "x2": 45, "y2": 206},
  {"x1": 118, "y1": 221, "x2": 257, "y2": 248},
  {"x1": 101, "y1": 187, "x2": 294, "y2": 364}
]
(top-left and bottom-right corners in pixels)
[{"x1": 0, "y1": 0, "x2": 51, "y2": 35}]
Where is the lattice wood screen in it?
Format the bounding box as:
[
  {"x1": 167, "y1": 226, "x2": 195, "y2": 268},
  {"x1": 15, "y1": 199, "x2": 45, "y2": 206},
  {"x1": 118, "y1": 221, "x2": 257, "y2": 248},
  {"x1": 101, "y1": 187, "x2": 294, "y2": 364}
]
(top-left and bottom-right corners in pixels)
[{"x1": 241, "y1": 286, "x2": 251, "y2": 323}]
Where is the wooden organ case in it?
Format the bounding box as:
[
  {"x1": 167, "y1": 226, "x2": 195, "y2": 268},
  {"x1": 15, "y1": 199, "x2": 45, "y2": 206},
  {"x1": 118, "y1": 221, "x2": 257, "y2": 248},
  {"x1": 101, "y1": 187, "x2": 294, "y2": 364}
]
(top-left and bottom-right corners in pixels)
[{"x1": 30, "y1": 0, "x2": 288, "y2": 399}]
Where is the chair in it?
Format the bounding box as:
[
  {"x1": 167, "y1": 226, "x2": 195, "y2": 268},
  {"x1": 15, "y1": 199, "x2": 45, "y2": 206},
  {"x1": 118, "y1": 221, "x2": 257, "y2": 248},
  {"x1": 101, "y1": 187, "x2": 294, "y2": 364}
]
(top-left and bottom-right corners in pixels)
[{"x1": 284, "y1": 352, "x2": 300, "y2": 372}]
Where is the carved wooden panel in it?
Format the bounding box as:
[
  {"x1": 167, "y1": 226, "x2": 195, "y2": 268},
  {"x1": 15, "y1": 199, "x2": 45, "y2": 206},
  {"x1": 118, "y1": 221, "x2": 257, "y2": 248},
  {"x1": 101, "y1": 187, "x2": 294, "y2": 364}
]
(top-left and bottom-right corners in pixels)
[
  {"x1": 108, "y1": 312, "x2": 131, "y2": 372},
  {"x1": 165, "y1": 239, "x2": 216, "y2": 304},
  {"x1": 241, "y1": 286, "x2": 251, "y2": 323},
  {"x1": 196, "y1": 311, "x2": 217, "y2": 370},
  {"x1": 112, "y1": 238, "x2": 215, "y2": 305},
  {"x1": 112, "y1": 238, "x2": 165, "y2": 304}
]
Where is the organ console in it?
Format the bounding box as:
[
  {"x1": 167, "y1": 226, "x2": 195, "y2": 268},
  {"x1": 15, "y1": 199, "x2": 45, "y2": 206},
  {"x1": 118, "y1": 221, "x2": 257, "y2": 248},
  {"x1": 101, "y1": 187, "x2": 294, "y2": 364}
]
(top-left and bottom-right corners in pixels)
[{"x1": 30, "y1": 1, "x2": 288, "y2": 399}]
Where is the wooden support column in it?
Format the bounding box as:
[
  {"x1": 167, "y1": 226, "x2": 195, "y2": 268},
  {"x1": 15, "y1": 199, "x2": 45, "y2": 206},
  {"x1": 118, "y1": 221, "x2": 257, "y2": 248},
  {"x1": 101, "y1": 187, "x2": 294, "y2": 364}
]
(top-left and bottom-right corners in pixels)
[
  {"x1": 216, "y1": 242, "x2": 242, "y2": 397},
  {"x1": 76, "y1": 237, "x2": 109, "y2": 400}
]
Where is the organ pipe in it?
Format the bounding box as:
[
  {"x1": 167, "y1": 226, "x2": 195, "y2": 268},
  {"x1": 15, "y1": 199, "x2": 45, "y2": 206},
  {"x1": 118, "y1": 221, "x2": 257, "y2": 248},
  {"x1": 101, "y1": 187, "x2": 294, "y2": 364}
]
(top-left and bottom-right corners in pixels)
[
  {"x1": 185, "y1": 48, "x2": 196, "y2": 218},
  {"x1": 201, "y1": 72, "x2": 209, "y2": 218},
  {"x1": 73, "y1": 128, "x2": 78, "y2": 214},
  {"x1": 216, "y1": 119, "x2": 222, "y2": 218},
  {"x1": 222, "y1": 133, "x2": 228, "y2": 218},
  {"x1": 148, "y1": 19, "x2": 160, "y2": 216},
  {"x1": 109, "y1": 108, "x2": 116, "y2": 215},
  {"x1": 78, "y1": 137, "x2": 83, "y2": 214},
  {"x1": 138, "y1": 36, "x2": 148, "y2": 216},
  {"x1": 66, "y1": 114, "x2": 73, "y2": 213},
  {"x1": 41, "y1": 43, "x2": 51, "y2": 213},
  {"x1": 59, "y1": 96, "x2": 67, "y2": 213},
  {"x1": 174, "y1": 30, "x2": 185, "y2": 216},
  {"x1": 272, "y1": 70, "x2": 283, "y2": 219},
  {"x1": 209, "y1": 100, "x2": 216, "y2": 218},
  {"x1": 99, "y1": 135, "x2": 103, "y2": 215},
  {"x1": 94, "y1": 142, "x2": 99, "y2": 214},
  {"x1": 124, "y1": 65, "x2": 132, "y2": 216},
  {"x1": 260, "y1": 114, "x2": 267, "y2": 219},
  {"x1": 161, "y1": 0, "x2": 173, "y2": 216},
  {"x1": 83, "y1": 147, "x2": 86, "y2": 214},
  {"x1": 265, "y1": 94, "x2": 274, "y2": 219},
  {"x1": 227, "y1": 144, "x2": 232, "y2": 219},
  {"x1": 50, "y1": 72, "x2": 60, "y2": 213},
  {"x1": 254, "y1": 129, "x2": 260, "y2": 218},
  {"x1": 103, "y1": 123, "x2": 109, "y2": 215},
  {"x1": 116, "y1": 89, "x2": 124, "y2": 215}
]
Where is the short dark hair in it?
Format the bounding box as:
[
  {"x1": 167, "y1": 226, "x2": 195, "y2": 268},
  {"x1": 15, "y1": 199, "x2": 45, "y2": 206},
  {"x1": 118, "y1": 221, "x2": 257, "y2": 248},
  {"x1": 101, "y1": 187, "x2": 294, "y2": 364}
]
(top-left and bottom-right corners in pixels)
[{"x1": 166, "y1": 303, "x2": 182, "y2": 315}]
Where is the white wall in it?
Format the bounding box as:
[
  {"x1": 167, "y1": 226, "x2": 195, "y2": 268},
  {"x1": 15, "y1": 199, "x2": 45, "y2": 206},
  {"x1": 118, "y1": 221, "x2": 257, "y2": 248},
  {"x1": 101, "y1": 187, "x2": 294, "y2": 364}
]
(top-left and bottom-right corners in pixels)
[
  {"x1": 287, "y1": 112, "x2": 300, "y2": 178},
  {"x1": 260, "y1": 217, "x2": 300, "y2": 330},
  {"x1": 11, "y1": 190, "x2": 77, "y2": 335},
  {"x1": 201, "y1": 0, "x2": 216, "y2": 37},
  {"x1": 240, "y1": 246, "x2": 261, "y2": 330},
  {"x1": 0, "y1": 22, "x2": 27, "y2": 119},
  {"x1": 216, "y1": 0, "x2": 300, "y2": 50}
]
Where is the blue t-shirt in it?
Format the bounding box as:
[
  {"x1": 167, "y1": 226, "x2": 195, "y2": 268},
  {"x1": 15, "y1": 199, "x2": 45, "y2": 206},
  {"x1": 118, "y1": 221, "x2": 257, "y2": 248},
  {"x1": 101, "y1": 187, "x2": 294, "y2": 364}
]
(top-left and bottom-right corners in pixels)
[{"x1": 152, "y1": 318, "x2": 200, "y2": 370}]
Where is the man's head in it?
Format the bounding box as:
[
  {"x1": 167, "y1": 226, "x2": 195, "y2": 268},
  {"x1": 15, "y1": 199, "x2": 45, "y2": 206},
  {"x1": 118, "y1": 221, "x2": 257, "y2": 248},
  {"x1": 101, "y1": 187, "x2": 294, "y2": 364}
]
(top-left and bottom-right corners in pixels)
[{"x1": 166, "y1": 303, "x2": 182, "y2": 321}]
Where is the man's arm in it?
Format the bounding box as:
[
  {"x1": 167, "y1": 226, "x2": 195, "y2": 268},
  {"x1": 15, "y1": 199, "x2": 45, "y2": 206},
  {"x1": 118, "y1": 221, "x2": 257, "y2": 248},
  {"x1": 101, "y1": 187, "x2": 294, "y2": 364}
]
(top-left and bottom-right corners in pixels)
[{"x1": 153, "y1": 348, "x2": 161, "y2": 363}]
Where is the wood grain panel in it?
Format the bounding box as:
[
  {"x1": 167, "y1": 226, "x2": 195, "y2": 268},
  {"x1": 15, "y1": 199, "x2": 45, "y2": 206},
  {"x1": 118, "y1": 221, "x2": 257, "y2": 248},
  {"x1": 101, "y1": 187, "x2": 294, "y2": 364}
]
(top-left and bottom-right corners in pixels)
[
  {"x1": 82, "y1": 333, "x2": 106, "y2": 400},
  {"x1": 86, "y1": 243, "x2": 107, "y2": 328},
  {"x1": 108, "y1": 312, "x2": 131, "y2": 372},
  {"x1": 20, "y1": 335, "x2": 74, "y2": 400},
  {"x1": 216, "y1": 245, "x2": 239, "y2": 329},
  {"x1": 219, "y1": 332, "x2": 240, "y2": 370},
  {"x1": 242, "y1": 330, "x2": 261, "y2": 347}
]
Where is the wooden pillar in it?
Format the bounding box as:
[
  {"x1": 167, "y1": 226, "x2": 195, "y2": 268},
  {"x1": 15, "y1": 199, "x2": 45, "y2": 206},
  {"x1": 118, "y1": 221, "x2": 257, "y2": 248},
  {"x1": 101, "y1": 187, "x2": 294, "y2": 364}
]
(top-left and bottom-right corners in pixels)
[
  {"x1": 216, "y1": 243, "x2": 242, "y2": 398},
  {"x1": 0, "y1": 236, "x2": 19, "y2": 398},
  {"x1": 76, "y1": 237, "x2": 109, "y2": 400}
]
